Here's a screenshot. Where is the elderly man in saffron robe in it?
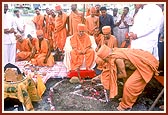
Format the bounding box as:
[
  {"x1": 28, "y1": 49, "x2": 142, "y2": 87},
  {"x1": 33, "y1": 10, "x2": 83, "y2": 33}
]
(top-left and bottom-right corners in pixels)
[
  {"x1": 16, "y1": 33, "x2": 33, "y2": 61},
  {"x1": 31, "y1": 30, "x2": 54, "y2": 67},
  {"x1": 95, "y1": 26, "x2": 118, "y2": 71},
  {"x1": 96, "y1": 26, "x2": 118, "y2": 51},
  {"x1": 70, "y1": 24, "x2": 95, "y2": 70},
  {"x1": 53, "y1": 5, "x2": 68, "y2": 52},
  {"x1": 95, "y1": 45, "x2": 159, "y2": 111}
]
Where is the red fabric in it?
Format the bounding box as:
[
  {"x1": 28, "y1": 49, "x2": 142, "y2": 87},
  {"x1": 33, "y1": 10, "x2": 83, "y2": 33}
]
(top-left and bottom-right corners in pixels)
[
  {"x1": 67, "y1": 70, "x2": 96, "y2": 78},
  {"x1": 154, "y1": 76, "x2": 164, "y2": 86}
]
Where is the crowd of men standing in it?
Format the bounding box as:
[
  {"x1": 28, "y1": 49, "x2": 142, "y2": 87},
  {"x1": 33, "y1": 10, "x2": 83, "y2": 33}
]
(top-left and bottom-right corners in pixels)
[
  {"x1": 3, "y1": 3, "x2": 164, "y2": 71},
  {"x1": 3, "y1": 3, "x2": 165, "y2": 111}
]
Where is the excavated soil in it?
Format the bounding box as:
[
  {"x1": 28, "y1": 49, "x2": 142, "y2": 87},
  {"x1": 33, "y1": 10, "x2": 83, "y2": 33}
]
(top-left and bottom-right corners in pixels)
[{"x1": 32, "y1": 77, "x2": 164, "y2": 112}]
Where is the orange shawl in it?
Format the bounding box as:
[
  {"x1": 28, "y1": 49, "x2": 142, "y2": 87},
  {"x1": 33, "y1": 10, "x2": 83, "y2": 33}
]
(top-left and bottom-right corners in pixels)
[
  {"x1": 69, "y1": 11, "x2": 83, "y2": 36},
  {"x1": 85, "y1": 15, "x2": 99, "y2": 35},
  {"x1": 17, "y1": 39, "x2": 31, "y2": 52},
  {"x1": 98, "y1": 35, "x2": 118, "y2": 49},
  {"x1": 100, "y1": 48, "x2": 159, "y2": 98},
  {"x1": 32, "y1": 14, "x2": 45, "y2": 30},
  {"x1": 44, "y1": 15, "x2": 52, "y2": 39},
  {"x1": 54, "y1": 13, "x2": 67, "y2": 50}
]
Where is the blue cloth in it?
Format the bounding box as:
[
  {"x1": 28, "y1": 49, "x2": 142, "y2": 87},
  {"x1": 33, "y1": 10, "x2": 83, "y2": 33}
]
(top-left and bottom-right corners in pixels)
[
  {"x1": 93, "y1": 64, "x2": 102, "y2": 75},
  {"x1": 99, "y1": 13, "x2": 114, "y2": 34}
]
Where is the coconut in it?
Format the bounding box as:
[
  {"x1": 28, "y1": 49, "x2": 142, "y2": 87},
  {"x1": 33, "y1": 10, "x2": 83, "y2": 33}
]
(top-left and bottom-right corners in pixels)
[{"x1": 42, "y1": 72, "x2": 47, "y2": 76}]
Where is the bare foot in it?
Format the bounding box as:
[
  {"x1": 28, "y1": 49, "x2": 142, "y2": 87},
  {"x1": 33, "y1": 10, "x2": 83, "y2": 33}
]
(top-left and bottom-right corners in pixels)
[
  {"x1": 117, "y1": 106, "x2": 131, "y2": 111},
  {"x1": 118, "y1": 98, "x2": 122, "y2": 101},
  {"x1": 117, "y1": 106, "x2": 125, "y2": 111}
]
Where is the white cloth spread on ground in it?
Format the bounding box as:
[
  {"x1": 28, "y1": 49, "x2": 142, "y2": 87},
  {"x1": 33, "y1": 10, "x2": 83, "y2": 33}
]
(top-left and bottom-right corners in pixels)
[{"x1": 15, "y1": 61, "x2": 67, "y2": 84}]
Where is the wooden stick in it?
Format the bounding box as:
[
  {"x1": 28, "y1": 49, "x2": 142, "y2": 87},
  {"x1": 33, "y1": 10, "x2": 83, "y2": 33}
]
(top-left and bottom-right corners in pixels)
[
  {"x1": 148, "y1": 88, "x2": 164, "y2": 111},
  {"x1": 77, "y1": 68, "x2": 82, "y2": 82},
  {"x1": 82, "y1": 4, "x2": 85, "y2": 24}
]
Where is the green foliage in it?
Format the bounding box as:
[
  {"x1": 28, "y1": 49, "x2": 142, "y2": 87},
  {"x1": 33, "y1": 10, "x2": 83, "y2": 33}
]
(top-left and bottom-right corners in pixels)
[
  {"x1": 29, "y1": 9, "x2": 35, "y2": 13},
  {"x1": 23, "y1": 8, "x2": 29, "y2": 14}
]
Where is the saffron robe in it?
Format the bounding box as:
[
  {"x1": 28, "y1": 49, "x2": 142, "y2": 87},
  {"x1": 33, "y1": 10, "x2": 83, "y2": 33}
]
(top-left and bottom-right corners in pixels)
[{"x1": 70, "y1": 33, "x2": 95, "y2": 70}]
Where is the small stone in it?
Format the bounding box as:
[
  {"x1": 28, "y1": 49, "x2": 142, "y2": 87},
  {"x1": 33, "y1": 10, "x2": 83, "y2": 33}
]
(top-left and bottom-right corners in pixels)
[{"x1": 69, "y1": 76, "x2": 80, "y2": 84}]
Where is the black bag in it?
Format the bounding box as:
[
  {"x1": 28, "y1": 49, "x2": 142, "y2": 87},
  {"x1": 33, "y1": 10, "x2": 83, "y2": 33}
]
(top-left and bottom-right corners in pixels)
[
  {"x1": 53, "y1": 48, "x2": 64, "y2": 61},
  {"x1": 4, "y1": 98, "x2": 24, "y2": 111}
]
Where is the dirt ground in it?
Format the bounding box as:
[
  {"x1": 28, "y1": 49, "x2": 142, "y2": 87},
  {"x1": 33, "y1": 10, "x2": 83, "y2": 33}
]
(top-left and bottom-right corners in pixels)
[{"x1": 32, "y1": 77, "x2": 164, "y2": 112}]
